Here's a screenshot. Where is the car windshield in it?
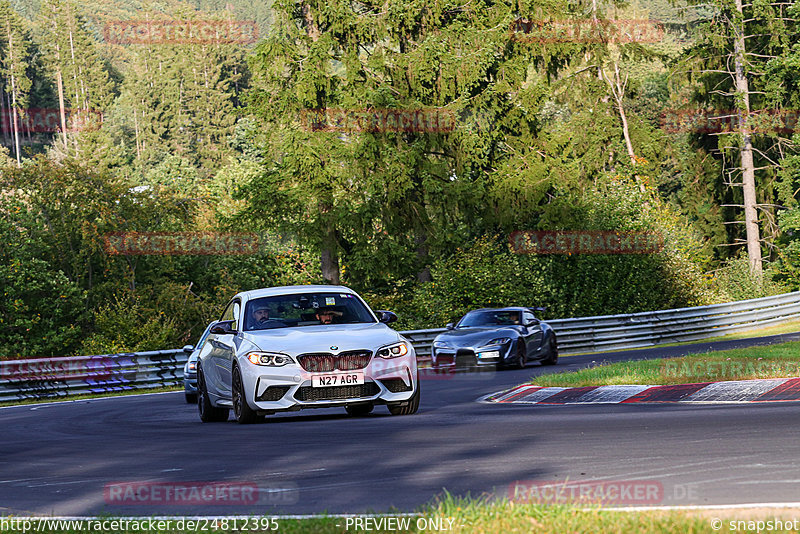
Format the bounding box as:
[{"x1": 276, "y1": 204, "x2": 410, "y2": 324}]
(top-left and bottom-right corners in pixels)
[
  {"x1": 243, "y1": 292, "x2": 376, "y2": 331},
  {"x1": 458, "y1": 310, "x2": 521, "y2": 327}
]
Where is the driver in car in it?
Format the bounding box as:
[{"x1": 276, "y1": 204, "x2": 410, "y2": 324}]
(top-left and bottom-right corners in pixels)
[
  {"x1": 315, "y1": 308, "x2": 343, "y2": 325},
  {"x1": 250, "y1": 303, "x2": 285, "y2": 329}
]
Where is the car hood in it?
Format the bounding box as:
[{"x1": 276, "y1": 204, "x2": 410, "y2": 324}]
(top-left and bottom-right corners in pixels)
[
  {"x1": 243, "y1": 323, "x2": 403, "y2": 356},
  {"x1": 434, "y1": 327, "x2": 518, "y2": 347}
]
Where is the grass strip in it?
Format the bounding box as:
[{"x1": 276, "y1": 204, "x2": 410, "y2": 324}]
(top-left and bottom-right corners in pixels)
[
  {"x1": 0, "y1": 496, "x2": 777, "y2": 533},
  {"x1": 533, "y1": 340, "x2": 800, "y2": 388}
]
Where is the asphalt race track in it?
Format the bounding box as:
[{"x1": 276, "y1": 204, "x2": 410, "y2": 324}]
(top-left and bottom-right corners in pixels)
[{"x1": 3, "y1": 331, "x2": 800, "y2": 517}]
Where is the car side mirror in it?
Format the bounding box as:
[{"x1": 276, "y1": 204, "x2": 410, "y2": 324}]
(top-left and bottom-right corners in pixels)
[
  {"x1": 446, "y1": 323, "x2": 454, "y2": 330},
  {"x1": 525, "y1": 318, "x2": 540, "y2": 326},
  {"x1": 210, "y1": 320, "x2": 237, "y2": 335},
  {"x1": 182, "y1": 344, "x2": 194, "y2": 353},
  {"x1": 377, "y1": 310, "x2": 397, "y2": 324}
]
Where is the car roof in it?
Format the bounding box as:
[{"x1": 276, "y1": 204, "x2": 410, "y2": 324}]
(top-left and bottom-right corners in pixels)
[
  {"x1": 236, "y1": 285, "x2": 357, "y2": 300},
  {"x1": 468, "y1": 307, "x2": 535, "y2": 313}
]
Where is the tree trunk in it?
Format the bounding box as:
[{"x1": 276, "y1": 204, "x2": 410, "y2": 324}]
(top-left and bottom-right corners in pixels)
[
  {"x1": 303, "y1": 3, "x2": 338, "y2": 284},
  {"x1": 10, "y1": 84, "x2": 20, "y2": 167},
  {"x1": 320, "y1": 244, "x2": 340, "y2": 285},
  {"x1": 0, "y1": 85, "x2": 6, "y2": 147},
  {"x1": 734, "y1": 0, "x2": 762, "y2": 276},
  {"x1": 56, "y1": 68, "x2": 67, "y2": 148},
  {"x1": 415, "y1": 234, "x2": 432, "y2": 282},
  {"x1": 8, "y1": 41, "x2": 21, "y2": 167}
]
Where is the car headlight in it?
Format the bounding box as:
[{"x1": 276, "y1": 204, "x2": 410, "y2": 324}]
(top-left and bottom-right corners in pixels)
[
  {"x1": 187, "y1": 362, "x2": 197, "y2": 371},
  {"x1": 485, "y1": 338, "x2": 511, "y2": 346},
  {"x1": 377, "y1": 341, "x2": 409, "y2": 359},
  {"x1": 433, "y1": 340, "x2": 451, "y2": 349},
  {"x1": 246, "y1": 352, "x2": 294, "y2": 367}
]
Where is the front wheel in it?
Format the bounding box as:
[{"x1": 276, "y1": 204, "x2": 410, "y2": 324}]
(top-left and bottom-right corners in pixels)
[
  {"x1": 515, "y1": 341, "x2": 527, "y2": 369},
  {"x1": 541, "y1": 337, "x2": 559, "y2": 366},
  {"x1": 198, "y1": 366, "x2": 229, "y2": 423},
  {"x1": 388, "y1": 384, "x2": 420, "y2": 416},
  {"x1": 232, "y1": 366, "x2": 263, "y2": 424}
]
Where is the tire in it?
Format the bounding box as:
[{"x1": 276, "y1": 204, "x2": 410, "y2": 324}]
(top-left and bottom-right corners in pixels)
[
  {"x1": 388, "y1": 383, "x2": 420, "y2": 416},
  {"x1": 198, "y1": 366, "x2": 229, "y2": 423},
  {"x1": 345, "y1": 403, "x2": 374, "y2": 417},
  {"x1": 185, "y1": 392, "x2": 197, "y2": 404},
  {"x1": 541, "y1": 336, "x2": 559, "y2": 366},
  {"x1": 515, "y1": 341, "x2": 527, "y2": 369},
  {"x1": 232, "y1": 366, "x2": 263, "y2": 424}
]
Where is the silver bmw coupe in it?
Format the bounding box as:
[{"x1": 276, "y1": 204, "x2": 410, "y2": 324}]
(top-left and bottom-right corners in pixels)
[{"x1": 196, "y1": 285, "x2": 419, "y2": 423}]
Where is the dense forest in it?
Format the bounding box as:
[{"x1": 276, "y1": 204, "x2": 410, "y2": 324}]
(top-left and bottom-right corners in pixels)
[{"x1": 1, "y1": 0, "x2": 798, "y2": 358}]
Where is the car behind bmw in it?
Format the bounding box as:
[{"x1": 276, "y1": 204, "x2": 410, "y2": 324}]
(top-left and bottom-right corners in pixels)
[{"x1": 431, "y1": 307, "x2": 558, "y2": 370}]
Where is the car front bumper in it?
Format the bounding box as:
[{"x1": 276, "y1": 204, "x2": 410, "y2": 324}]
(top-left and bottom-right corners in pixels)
[
  {"x1": 240, "y1": 350, "x2": 418, "y2": 413},
  {"x1": 432, "y1": 343, "x2": 513, "y2": 369},
  {"x1": 184, "y1": 372, "x2": 197, "y2": 394}
]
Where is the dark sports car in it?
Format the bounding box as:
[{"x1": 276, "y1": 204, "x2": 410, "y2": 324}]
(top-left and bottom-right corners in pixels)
[{"x1": 431, "y1": 307, "x2": 558, "y2": 370}]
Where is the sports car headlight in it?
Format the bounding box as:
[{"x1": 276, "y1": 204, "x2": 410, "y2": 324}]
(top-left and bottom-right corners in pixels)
[
  {"x1": 187, "y1": 362, "x2": 197, "y2": 371},
  {"x1": 485, "y1": 338, "x2": 511, "y2": 346},
  {"x1": 377, "y1": 341, "x2": 409, "y2": 359},
  {"x1": 246, "y1": 352, "x2": 294, "y2": 367},
  {"x1": 433, "y1": 340, "x2": 451, "y2": 349}
]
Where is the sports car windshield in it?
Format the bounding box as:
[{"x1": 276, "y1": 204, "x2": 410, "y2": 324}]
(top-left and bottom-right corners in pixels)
[
  {"x1": 458, "y1": 310, "x2": 521, "y2": 327},
  {"x1": 244, "y1": 292, "x2": 377, "y2": 331}
]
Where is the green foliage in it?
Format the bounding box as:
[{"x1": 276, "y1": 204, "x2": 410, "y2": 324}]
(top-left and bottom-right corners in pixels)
[
  {"x1": 386, "y1": 232, "x2": 717, "y2": 330},
  {"x1": 774, "y1": 207, "x2": 800, "y2": 289},
  {"x1": 81, "y1": 293, "x2": 179, "y2": 355},
  {"x1": 0, "y1": 158, "x2": 322, "y2": 357},
  {"x1": 2, "y1": 0, "x2": 800, "y2": 356},
  {"x1": 0, "y1": 216, "x2": 86, "y2": 358},
  {"x1": 712, "y1": 253, "x2": 786, "y2": 301}
]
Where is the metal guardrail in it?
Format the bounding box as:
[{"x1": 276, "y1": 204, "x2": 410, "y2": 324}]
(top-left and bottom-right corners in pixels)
[
  {"x1": 2, "y1": 291, "x2": 800, "y2": 401},
  {"x1": 403, "y1": 291, "x2": 800, "y2": 357},
  {"x1": 0, "y1": 350, "x2": 187, "y2": 402}
]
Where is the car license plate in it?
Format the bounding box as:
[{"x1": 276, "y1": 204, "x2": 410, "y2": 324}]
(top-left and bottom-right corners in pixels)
[{"x1": 311, "y1": 371, "x2": 365, "y2": 388}]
